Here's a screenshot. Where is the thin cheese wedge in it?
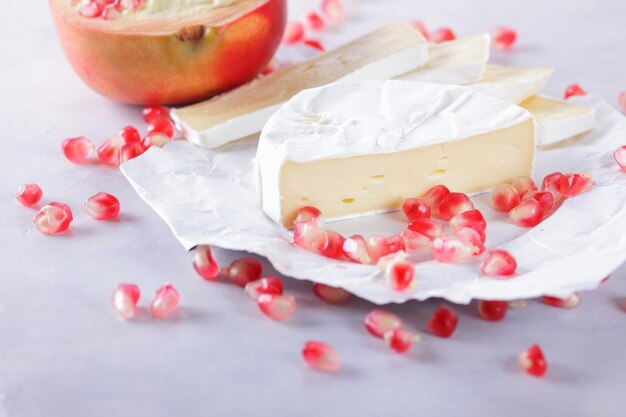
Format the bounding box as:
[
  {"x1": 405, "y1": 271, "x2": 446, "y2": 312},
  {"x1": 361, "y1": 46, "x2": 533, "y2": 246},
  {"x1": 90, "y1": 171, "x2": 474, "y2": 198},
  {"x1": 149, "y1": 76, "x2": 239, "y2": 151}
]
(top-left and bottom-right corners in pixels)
[{"x1": 470, "y1": 65, "x2": 554, "y2": 104}]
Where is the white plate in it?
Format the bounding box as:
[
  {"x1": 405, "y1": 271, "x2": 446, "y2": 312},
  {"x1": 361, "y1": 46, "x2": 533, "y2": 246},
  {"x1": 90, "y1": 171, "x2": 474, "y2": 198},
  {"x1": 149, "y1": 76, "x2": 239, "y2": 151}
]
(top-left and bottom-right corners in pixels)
[{"x1": 122, "y1": 96, "x2": 626, "y2": 305}]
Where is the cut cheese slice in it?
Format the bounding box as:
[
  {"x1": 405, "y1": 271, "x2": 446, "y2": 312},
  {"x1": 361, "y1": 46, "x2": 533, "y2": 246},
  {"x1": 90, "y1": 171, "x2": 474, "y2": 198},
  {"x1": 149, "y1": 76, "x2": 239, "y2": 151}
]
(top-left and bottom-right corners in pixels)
[
  {"x1": 520, "y1": 95, "x2": 596, "y2": 146},
  {"x1": 171, "y1": 22, "x2": 429, "y2": 149},
  {"x1": 255, "y1": 81, "x2": 535, "y2": 227},
  {"x1": 397, "y1": 34, "x2": 490, "y2": 84},
  {"x1": 469, "y1": 65, "x2": 554, "y2": 104}
]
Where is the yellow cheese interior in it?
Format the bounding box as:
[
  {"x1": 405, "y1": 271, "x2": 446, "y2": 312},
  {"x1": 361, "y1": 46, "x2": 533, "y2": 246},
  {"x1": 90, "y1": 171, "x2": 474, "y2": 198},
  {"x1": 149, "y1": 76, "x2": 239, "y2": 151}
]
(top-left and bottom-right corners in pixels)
[
  {"x1": 520, "y1": 96, "x2": 594, "y2": 122},
  {"x1": 278, "y1": 119, "x2": 535, "y2": 227}
]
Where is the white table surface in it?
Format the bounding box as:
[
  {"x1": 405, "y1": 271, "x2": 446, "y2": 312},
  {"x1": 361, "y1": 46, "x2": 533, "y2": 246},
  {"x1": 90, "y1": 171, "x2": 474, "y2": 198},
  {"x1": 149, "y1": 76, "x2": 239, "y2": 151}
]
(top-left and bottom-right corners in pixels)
[{"x1": 2, "y1": 0, "x2": 626, "y2": 416}]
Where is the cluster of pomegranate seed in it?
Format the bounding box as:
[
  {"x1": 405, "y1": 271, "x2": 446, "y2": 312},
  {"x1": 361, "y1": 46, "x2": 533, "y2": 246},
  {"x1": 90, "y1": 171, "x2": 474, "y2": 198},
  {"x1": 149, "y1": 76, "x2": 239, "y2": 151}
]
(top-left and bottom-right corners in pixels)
[
  {"x1": 112, "y1": 282, "x2": 180, "y2": 319},
  {"x1": 564, "y1": 83, "x2": 587, "y2": 100},
  {"x1": 77, "y1": 0, "x2": 144, "y2": 20},
  {"x1": 492, "y1": 174, "x2": 593, "y2": 228},
  {"x1": 364, "y1": 309, "x2": 419, "y2": 353},
  {"x1": 282, "y1": 0, "x2": 346, "y2": 51}
]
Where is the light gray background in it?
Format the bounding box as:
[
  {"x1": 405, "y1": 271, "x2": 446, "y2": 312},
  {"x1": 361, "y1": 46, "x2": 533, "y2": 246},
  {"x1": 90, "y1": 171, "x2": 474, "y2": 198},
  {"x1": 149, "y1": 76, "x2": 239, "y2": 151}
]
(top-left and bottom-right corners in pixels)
[{"x1": 1, "y1": 0, "x2": 625, "y2": 416}]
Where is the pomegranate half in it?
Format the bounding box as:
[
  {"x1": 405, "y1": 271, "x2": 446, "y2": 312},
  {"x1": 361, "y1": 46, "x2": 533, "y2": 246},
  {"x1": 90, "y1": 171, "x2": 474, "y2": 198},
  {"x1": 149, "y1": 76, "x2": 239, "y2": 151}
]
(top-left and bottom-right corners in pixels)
[{"x1": 49, "y1": 0, "x2": 287, "y2": 105}]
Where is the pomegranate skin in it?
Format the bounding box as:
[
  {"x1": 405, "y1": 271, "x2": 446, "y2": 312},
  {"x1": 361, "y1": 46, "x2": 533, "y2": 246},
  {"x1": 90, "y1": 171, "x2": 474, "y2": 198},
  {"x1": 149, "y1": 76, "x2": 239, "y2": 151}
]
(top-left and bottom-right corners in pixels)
[{"x1": 49, "y1": 0, "x2": 287, "y2": 105}]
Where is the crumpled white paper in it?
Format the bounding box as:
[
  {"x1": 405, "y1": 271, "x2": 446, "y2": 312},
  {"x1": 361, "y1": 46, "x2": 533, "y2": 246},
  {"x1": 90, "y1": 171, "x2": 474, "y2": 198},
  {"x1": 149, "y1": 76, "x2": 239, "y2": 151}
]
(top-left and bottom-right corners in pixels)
[{"x1": 122, "y1": 96, "x2": 626, "y2": 305}]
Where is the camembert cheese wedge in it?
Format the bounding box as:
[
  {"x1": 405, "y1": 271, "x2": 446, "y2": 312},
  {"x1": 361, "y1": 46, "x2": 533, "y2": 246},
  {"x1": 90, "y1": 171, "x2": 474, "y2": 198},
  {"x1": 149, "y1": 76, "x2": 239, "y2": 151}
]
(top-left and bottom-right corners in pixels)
[
  {"x1": 171, "y1": 22, "x2": 429, "y2": 149},
  {"x1": 469, "y1": 65, "x2": 554, "y2": 104},
  {"x1": 255, "y1": 80, "x2": 536, "y2": 227}
]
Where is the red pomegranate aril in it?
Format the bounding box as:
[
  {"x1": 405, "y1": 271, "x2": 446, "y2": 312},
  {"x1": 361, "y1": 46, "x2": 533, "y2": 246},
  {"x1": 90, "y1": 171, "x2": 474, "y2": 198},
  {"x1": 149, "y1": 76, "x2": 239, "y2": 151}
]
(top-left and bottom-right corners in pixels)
[
  {"x1": 343, "y1": 235, "x2": 373, "y2": 264},
  {"x1": 402, "y1": 198, "x2": 431, "y2": 221},
  {"x1": 384, "y1": 328, "x2": 416, "y2": 354},
  {"x1": 225, "y1": 257, "x2": 262, "y2": 287},
  {"x1": 410, "y1": 19, "x2": 429, "y2": 40},
  {"x1": 33, "y1": 202, "x2": 73, "y2": 235},
  {"x1": 142, "y1": 105, "x2": 169, "y2": 124},
  {"x1": 283, "y1": 21, "x2": 305, "y2": 45},
  {"x1": 16, "y1": 183, "x2": 43, "y2": 207},
  {"x1": 102, "y1": 4, "x2": 122, "y2": 20},
  {"x1": 150, "y1": 283, "x2": 180, "y2": 318},
  {"x1": 541, "y1": 172, "x2": 565, "y2": 207},
  {"x1": 147, "y1": 118, "x2": 175, "y2": 139},
  {"x1": 79, "y1": 1, "x2": 104, "y2": 18},
  {"x1": 303, "y1": 11, "x2": 325, "y2": 31},
  {"x1": 428, "y1": 305, "x2": 458, "y2": 338},
  {"x1": 420, "y1": 185, "x2": 450, "y2": 215},
  {"x1": 432, "y1": 236, "x2": 478, "y2": 263},
  {"x1": 438, "y1": 192, "x2": 474, "y2": 221},
  {"x1": 141, "y1": 132, "x2": 171, "y2": 148},
  {"x1": 313, "y1": 283, "x2": 351, "y2": 304},
  {"x1": 84, "y1": 192, "x2": 120, "y2": 220},
  {"x1": 321, "y1": 0, "x2": 345, "y2": 21},
  {"x1": 492, "y1": 27, "x2": 517, "y2": 50},
  {"x1": 509, "y1": 198, "x2": 545, "y2": 227},
  {"x1": 62, "y1": 136, "x2": 94, "y2": 163},
  {"x1": 614, "y1": 146, "x2": 626, "y2": 171},
  {"x1": 564, "y1": 84, "x2": 586, "y2": 99},
  {"x1": 619, "y1": 92, "x2": 626, "y2": 112},
  {"x1": 386, "y1": 261, "x2": 415, "y2": 292},
  {"x1": 294, "y1": 220, "x2": 321, "y2": 250},
  {"x1": 449, "y1": 209, "x2": 486, "y2": 233},
  {"x1": 302, "y1": 39, "x2": 325, "y2": 52},
  {"x1": 258, "y1": 294, "x2": 296, "y2": 320},
  {"x1": 492, "y1": 183, "x2": 521, "y2": 212},
  {"x1": 430, "y1": 27, "x2": 456, "y2": 43},
  {"x1": 543, "y1": 293, "x2": 581, "y2": 309},
  {"x1": 480, "y1": 249, "x2": 517, "y2": 277},
  {"x1": 119, "y1": 142, "x2": 145, "y2": 164},
  {"x1": 245, "y1": 276, "x2": 283, "y2": 300},
  {"x1": 314, "y1": 230, "x2": 346, "y2": 259},
  {"x1": 557, "y1": 173, "x2": 593, "y2": 197},
  {"x1": 407, "y1": 218, "x2": 444, "y2": 240},
  {"x1": 522, "y1": 191, "x2": 554, "y2": 212},
  {"x1": 97, "y1": 136, "x2": 125, "y2": 166},
  {"x1": 454, "y1": 227, "x2": 486, "y2": 255},
  {"x1": 512, "y1": 176, "x2": 537, "y2": 196},
  {"x1": 518, "y1": 344, "x2": 547, "y2": 377},
  {"x1": 192, "y1": 245, "x2": 220, "y2": 281},
  {"x1": 114, "y1": 0, "x2": 142, "y2": 11},
  {"x1": 367, "y1": 235, "x2": 405, "y2": 264},
  {"x1": 118, "y1": 125, "x2": 141, "y2": 144},
  {"x1": 400, "y1": 229, "x2": 431, "y2": 251},
  {"x1": 478, "y1": 300, "x2": 508, "y2": 321},
  {"x1": 294, "y1": 206, "x2": 323, "y2": 226},
  {"x1": 302, "y1": 341, "x2": 340, "y2": 372},
  {"x1": 112, "y1": 283, "x2": 140, "y2": 319},
  {"x1": 364, "y1": 309, "x2": 403, "y2": 338}
]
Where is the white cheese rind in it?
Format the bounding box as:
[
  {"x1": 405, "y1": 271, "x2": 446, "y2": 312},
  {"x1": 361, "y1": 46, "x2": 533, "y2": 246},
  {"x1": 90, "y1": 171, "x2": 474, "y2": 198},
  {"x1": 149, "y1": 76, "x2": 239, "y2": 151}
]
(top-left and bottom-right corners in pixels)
[
  {"x1": 469, "y1": 65, "x2": 554, "y2": 104},
  {"x1": 255, "y1": 80, "x2": 533, "y2": 225}
]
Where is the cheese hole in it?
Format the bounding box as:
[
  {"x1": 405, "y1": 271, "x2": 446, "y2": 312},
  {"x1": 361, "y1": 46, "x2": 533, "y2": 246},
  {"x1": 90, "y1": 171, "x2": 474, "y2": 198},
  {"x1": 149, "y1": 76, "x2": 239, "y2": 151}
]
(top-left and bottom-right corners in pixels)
[
  {"x1": 438, "y1": 156, "x2": 449, "y2": 164},
  {"x1": 371, "y1": 175, "x2": 385, "y2": 181},
  {"x1": 300, "y1": 197, "x2": 310, "y2": 203},
  {"x1": 342, "y1": 198, "x2": 356, "y2": 204},
  {"x1": 429, "y1": 169, "x2": 446, "y2": 178}
]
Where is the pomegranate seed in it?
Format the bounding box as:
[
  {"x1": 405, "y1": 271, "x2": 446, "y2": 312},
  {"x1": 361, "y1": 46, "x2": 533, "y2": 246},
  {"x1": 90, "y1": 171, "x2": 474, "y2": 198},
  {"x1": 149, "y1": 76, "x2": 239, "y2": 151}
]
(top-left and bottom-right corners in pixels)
[
  {"x1": 480, "y1": 249, "x2": 517, "y2": 277},
  {"x1": 343, "y1": 235, "x2": 373, "y2": 264},
  {"x1": 421, "y1": 185, "x2": 450, "y2": 215},
  {"x1": 614, "y1": 146, "x2": 626, "y2": 171},
  {"x1": 508, "y1": 198, "x2": 545, "y2": 227},
  {"x1": 245, "y1": 276, "x2": 283, "y2": 300},
  {"x1": 512, "y1": 176, "x2": 537, "y2": 196},
  {"x1": 147, "y1": 118, "x2": 175, "y2": 139},
  {"x1": 454, "y1": 227, "x2": 486, "y2": 254},
  {"x1": 449, "y1": 209, "x2": 486, "y2": 233},
  {"x1": 302, "y1": 341, "x2": 340, "y2": 372},
  {"x1": 259, "y1": 58, "x2": 279, "y2": 76},
  {"x1": 522, "y1": 191, "x2": 554, "y2": 212},
  {"x1": 62, "y1": 136, "x2": 94, "y2": 163},
  {"x1": 509, "y1": 300, "x2": 528, "y2": 310},
  {"x1": 364, "y1": 309, "x2": 403, "y2": 338},
  {"x1": 492, "y1": 183, "x2": 521, "y2": 212},
  {"x1": 79, "y1": 1, "x2": 104, "y2": 18},
  {"x1": 224, "y1": 257, "x2": 262, "y2": 287},
  {"x1": 543, "y1": 293, "x2": 581, "y2": 309},
  {"x1": 367, "y1": 235, "x2": 406, "y2": 264},
  {"x1": 386, "y1": 261, "x2": 415, "y2": 292},
  {"x1": 303, "y1": 11, "x2": 325, "y2": 31},
  {"x1": 303, "y1": 39, "x2": 325, "y2": 52},
  {"x1": 141, "y1": 132, "x2": 171, "y2": 148},
  {"x1": 428, "y1": 305, "x2": 458, "y2": 338},
  {"x1": 430, "y1": 27, "x2": 456, "y2": 43},
  {"x1": 541, "y1": 172, "x2": 565, "y2": 208},
  {"x1": 492, "y1": 27, "x2": 517, "y2": 50},
  {"x1": 258, "y1": 294, "x2": 296, "y2": 320},
  {"x1": 619, "y1": 92, "x2": 626, "y2": 112},
  {"x1": 402, "y1": 198, "x2": 431, "y2": 221},
  {"x1": 400, "y1": 229, "x2": 431, "y2": 251},
  {"x1": 314, "y1": 230, "x2": 346, "y2": 259},
  {"x1": 142, "y1": 105, "x2": 169, "y2": 124},
  {"x1": 33, "y1": 202, "x2": 73, "y2": 235},
  {"x1": 120, "y1": 142, "x2": 145, "y2": 164},
  {"x1": 283, "y1": 21, "x2": 305, "y2": 45},
  {"x1": 150, "y1": 283, "x2": 180, "y2": 318},
  {"x1": 102, "y1": 4, "x2": 122, "y2": 20},
  {"x1": 83, "y1": 192, "x2": 120, "y2": 220},
  {"x1": 438, "y1": 192, "x2": 474, "y2": 221},
  {"x1": 557, "y1": 173, "x2": 593, "y2": 197},
  {"x1": 410, "y1": 19, "x2": 429, "y2": 40},
  {"x1": 407, "y1": 218, "x2": 445, "y2": 240},
  {"x1": 16, "y1": 183, "x2": 43, "y2": 207},
  {"x1": 192, "y1": 245, "x2": 219, "y2": 281},
  {"x1": 384, "y1": 328, "x2": 417, "y2": 353},
  {"x1": 432, "y1": 236, "x2": 478, "y2": 263},
  {"x1": 564, "y1": 84, "x2": 586, "y2": 99},
  {"x1": 294, "y1": 206, "x2": 323, "y2": 226},
  {"x1": 478, "y1": 300, "x2": 508, "y2": 321},
  {"x1": 293, "y1": 220, "x2": 321, "y2": 250},
  {"x1": 313, "y1": 283, "x2": 351, "y2": 304},
  {"x1": 518, "y1": 344, "x2": 547, "y2": 377},
  {"x1": 321, "y1": 0, "x2": 345, "y2": 21},
  {"x1": 111, "y1": 283, "x2": 140, "y2": 319},
  {"x1": 97, "y1": 136, "x2": 125, "y2": 166},
  {"x1": 118, "y1": 125, "x2": 141, "y2": 144},
  {"x1": 114, "y1": 0, "x2": 142, "y2": 11}
]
